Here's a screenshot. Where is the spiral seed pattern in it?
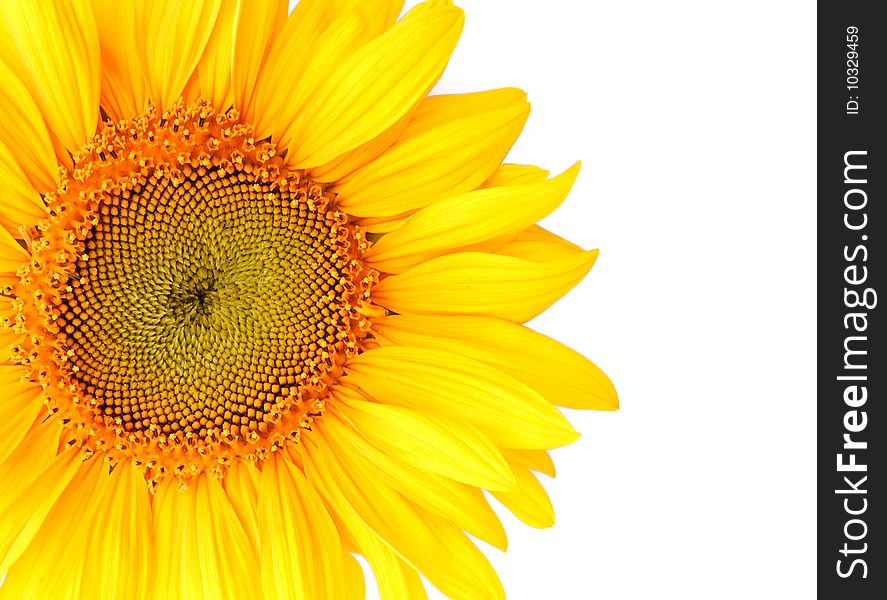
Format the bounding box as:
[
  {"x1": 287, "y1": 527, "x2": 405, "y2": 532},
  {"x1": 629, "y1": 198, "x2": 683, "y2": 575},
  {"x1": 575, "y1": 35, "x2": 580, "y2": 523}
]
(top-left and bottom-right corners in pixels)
[
  {"x1": 11, "y1": 102, "x2": 376, "y2": 481},
  {"x1": 64, "y1": 167, "x2": 352, "y2": 439}
]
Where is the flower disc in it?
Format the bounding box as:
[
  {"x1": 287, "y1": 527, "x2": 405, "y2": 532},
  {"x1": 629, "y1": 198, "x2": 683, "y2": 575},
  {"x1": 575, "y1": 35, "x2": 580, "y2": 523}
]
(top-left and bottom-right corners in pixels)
[{"x1": 11, "y1": 102, "x2": 375, "y2": 481}]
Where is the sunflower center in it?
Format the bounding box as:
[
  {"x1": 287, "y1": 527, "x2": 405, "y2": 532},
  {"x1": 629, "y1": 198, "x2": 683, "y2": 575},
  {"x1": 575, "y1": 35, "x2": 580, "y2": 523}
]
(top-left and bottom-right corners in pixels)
[
  {"x1": 11, "y1": 102, "x2": 376, "y2": 481},
  {"x1": 68, "y1": 164, "x2": 350, "y2": 439}
]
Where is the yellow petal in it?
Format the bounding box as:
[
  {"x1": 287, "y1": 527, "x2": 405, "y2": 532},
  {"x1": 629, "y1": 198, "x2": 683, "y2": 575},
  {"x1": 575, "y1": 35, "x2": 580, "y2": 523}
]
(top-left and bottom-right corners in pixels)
[
  {"x1": 502, "y1": 448, "x2": 556, "y2": 478},
  {"x1": 253, "y1": 0, "x2": 403, "y2": 143},
  {"x1": 324, "y1": 408, "x2": 509, "y2": 549},
  {"x1": 180, "y1": 67, "x2": 203, "y2": 107},
  {"x1": 335, "y1": 389, "x2": 515, "y2": 491},
  {"x1": 284, "y1": 2, "x2": 464, "y2": 168},
  {"x1": 231, "y1": 0, "x2": 287, "y2": 121},
  {"x1": 473, "y1": 170, "x2": 582, "y2": 258},
  {"x1": 359, "y1": 212, "x2": 413, "y2": 234},
  {"x1": 0, "y1": 136, "x2": 47, "y2": 235},
  {"x1": 373, "y1": 314, "x2": 618, "y2": 410},
  {"x1": 364, "y1": 538, "x2": 428, "y2": 600},
  {"x1": 90, "y1": 0, "x2": 148, "y2": 120},
  {"x1": 412, "y1": 506, "x2": 505, "y2": 600},
  {"x1": 335, "y1": 89, "x2": 530, "y2": 218},
  {"x1": 259, "y1": 452, "x2": 346, "y2": 600},
  {"x1": 305, "y1": 431, "x2": 502, "y2": 599},
  {"x1": 373, "y1": 249, "x2": 599, "y2": 323},
  {"x1": 0, "y1": 412, "x2": 59, "y2": 498},
  {"x1": 0, "y1": 0, "x2": 100, "y2": 153},
  {"x1": 0, "y1": 458, "x2": 105, "y2": 599},
  {"x1": 153, "y1": 473, "x2": 260, "y2": 600},
  {"x1": 481, "y1": 163, "x2": 550, "y2": 188},
  {"x1": 264, "y1": 9, "x2": 385, "y2": 147},
  {"x1": 195, "y1": 473, "x2": 262, "y2": 599},
  {"x1": 310, "y1": 104, "x2": 416, "y2": 183},
  {"x1": 0, "y1": 57, "x2": 58, "y2": 193},
  {"x1": 365, "y1": 163, "x2": 579, "y2": 272},
  {"x1": 304, "y1": 446, "x2": 427, "y2": 600},
  {"x1": 0, "y1": 295, "x2": 13, "y2": 317},
  {"x1": 0, "y1": 366, "x2": 42, "y2": 465},
  {"x1": 0, "y1": 225, "x2": 27, "y2": 272},
  {"x1": 197, "y1": 0, "x2": 238, "y2": 112},
  {"x1": 152, "y1": 477, "x2": 194, "y2": 600},
  {"x1": 81, "y1": 461, "x2": 155, "y2": 600},
  {"x1": 135, "y1": 0, "x2": 222, "y2": 110},
  {"x1": 492, "y1": 464, "x2": 556, "y2": 529},
  {"x1": 496, "y1": 224, "x2": 584, "y2": 262},
  {"x1": 224, "y1": 458, "x2": 261, "y2": 555},
  {"x1": 345, "y1": 346, "x2": 579, "y2": 449},
  {"x1": 0, "y1": 15, "x2": 24, "y2": 77},
  {"x1": 344, "y1": 553, "x2": 366, "y2": 600},
  {"x1": 305, "y1": 430, "x2": 441, "y2": 559},
  {"x1": 0, "y1": 437, "x2": 80, "y2": 573}
]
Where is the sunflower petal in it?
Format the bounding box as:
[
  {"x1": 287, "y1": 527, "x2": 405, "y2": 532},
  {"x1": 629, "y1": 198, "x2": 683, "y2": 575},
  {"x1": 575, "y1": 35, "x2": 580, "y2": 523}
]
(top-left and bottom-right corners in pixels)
[
  {"x1": 152, "y1": 477, "x2": 194, "y2": 599},
  {"x1": 491, "y1": 464, "x2": 556, "y2": 529},
  {"x1": 345, "y1": 346, "x2": 579, "y2": 449},
  {"x1": 365, "y1": 163, "x2": 579, "y2": 272},
  {"x1": 305, "y1": 431, "x2": 503, "y2": 599},
  {"x1": 253, "y1": 0, "x2": 403, "y2": 142},
  {"x1": 0, "y1": 435, "x2": 80, "y2": 573},
  {"x1": 502, "y1": 448, "x2": 557, "y2": 478},
  {"x1": 0, "y1": 226, "x2": 27, "y2": 272},
  {"x1": 232, "y1": 0, "x2": 288, "y2": 121},
  {"x1": 304, "y1": 450, "x2": 426, "y2": 600},
  {"x1": 154, "y1": 473, "x2": 260, "y2": 600},
  {"x1": 0, "y1": 57, "x2": 58, "y2": 193},
  {"x1": 344, "y1": 553, "x2": 367, "y2": 600},
  {"x1": 0, "y1": 16, "x2": 24, "y2": 76},
  {"x1": 373, "y1": 314, "x2": 618, "y2": 410},
  {"x1": 335, "y1": 89, "x2": 530, "y2": 219},
  {"x1": 481, "y1": 163, "x2": 550, "y2": 188},
  {"x1": 90, "y1": 0, "x2": 148, "y2": 120},
  {"x1": 136, "y1": 0, "x2": 222, "y2": 110},
  {"x1": 0, "y1": 366, "x2": 42, "y2": 465},
  {"x1": 325, "y1": 408, "x2": 509, "y2": 549},
  {"x1": 0, "y1": 458, "x2": 104, "y2": 599},
  {"x1": 285, "y1": 2, "x2": 464, "y2": 168},
  {"x1": 225, "y1": 458, "x2": 261, "y2": 555},
  {"x1": 310, "y1": 105, "x2": 416, "y2": 183},
  {"x1": 335, "y1": 389, "x2": 515, "y2": 490},
  {"x1": 414, "y1": 508, "x2": 506, "y2": 600},
  {"x1": 0, "y1": 137, "x2": 47, "y2": 235},
  {"x1": 264, "y1": 10, "x2": 378, "y2": 148},
  {"x1": 373, "y1": 250, "x2": 598, "y2": 323},
  {"x1": 81, "y1": 461, "x2": 154, "y2": 600},
  {"x1": 495, "y1": 224, "x2": 585, "y2": 262},
  {"x1": 195, "y1": 473, "x2": 262, "y2": 599},
  {"x1": 196, "y1": 0, "x2": 239, "y2": 112},
  {"x1": 259, "y1": 452, "x2": 346, "y2": 600},
  {"x1": 0, "y1": 0, "x2": 100, "y2": 153}
]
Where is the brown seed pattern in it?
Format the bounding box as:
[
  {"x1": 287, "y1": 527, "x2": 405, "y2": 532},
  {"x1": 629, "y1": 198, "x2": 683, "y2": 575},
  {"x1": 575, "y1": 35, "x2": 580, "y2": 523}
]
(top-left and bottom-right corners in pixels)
[
  {"x1": 10, "y1": 102, "x2": 377, "y2": 483},
  {"x1": 66, "y1": 167, "x2": 353, "y2": 439}
]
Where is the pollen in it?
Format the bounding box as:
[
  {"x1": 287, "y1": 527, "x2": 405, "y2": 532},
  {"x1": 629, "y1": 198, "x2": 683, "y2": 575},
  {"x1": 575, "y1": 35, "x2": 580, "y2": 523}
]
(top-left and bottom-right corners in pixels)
[{"x1": 8, "y1": 102, "x2": 378, "y2": 484}]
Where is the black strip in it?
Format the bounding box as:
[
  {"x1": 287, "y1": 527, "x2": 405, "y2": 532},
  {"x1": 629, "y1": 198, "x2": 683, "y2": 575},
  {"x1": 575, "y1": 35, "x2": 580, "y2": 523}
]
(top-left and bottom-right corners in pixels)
[{"x1": 819, "y1": 2, "x2": 885, "y2": 597}]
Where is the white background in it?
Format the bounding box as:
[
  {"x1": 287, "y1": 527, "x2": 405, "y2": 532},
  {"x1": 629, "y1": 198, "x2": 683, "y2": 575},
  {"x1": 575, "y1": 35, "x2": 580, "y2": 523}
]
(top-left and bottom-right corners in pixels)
[{"x1": 395, "y1": 0, "x2": 817, "y2": 598}]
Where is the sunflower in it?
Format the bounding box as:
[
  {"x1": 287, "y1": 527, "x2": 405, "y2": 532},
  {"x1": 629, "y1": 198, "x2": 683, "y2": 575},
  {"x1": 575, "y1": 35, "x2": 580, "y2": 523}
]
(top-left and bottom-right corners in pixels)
[{"x1": 0, "y1": 0, "x2": 617, "y2": 598}]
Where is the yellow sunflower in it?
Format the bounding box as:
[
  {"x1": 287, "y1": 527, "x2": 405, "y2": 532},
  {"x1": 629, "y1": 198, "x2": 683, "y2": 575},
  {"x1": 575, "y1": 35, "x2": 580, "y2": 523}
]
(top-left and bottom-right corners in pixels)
[{"x1": 0, "y1": 0, "x2": 617, "y2": 598}]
